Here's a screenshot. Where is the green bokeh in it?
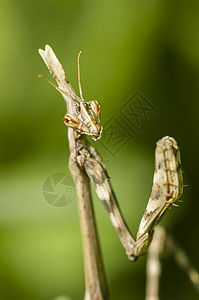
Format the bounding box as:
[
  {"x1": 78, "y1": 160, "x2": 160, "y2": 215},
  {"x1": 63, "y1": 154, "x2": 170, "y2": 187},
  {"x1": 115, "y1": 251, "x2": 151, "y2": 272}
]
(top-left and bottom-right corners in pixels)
[{"x1": 1, "y1": 0, "x2": 199, "y2": 299}]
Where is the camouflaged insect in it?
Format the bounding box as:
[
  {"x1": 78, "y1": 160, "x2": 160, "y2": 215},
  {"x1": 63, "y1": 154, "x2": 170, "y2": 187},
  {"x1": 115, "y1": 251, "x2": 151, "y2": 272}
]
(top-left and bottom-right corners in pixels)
[{"x1": 39, "y1": 46, "x2": 184, "y2": 260}]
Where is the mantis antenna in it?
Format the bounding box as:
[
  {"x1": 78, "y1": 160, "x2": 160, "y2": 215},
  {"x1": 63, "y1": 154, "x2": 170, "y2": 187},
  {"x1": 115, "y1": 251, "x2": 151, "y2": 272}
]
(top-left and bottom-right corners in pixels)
[
  {"x1": 38, "y1": 74, "x2": 70, "y2": 98},
  {"x1": 78, "y1": 50, "x2": 83, "y2": 99}
]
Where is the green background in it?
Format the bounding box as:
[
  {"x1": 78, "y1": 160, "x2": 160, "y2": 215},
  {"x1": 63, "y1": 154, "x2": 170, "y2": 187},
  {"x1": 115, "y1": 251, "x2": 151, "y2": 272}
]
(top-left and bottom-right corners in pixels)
[{"x1": 1, "y1": 0, "x2": 199, "y2": 299}]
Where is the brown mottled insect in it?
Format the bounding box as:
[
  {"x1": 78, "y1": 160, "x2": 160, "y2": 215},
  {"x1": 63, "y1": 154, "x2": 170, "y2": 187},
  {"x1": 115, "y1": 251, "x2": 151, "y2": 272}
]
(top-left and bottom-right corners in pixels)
[{"x1": 38, "y1": 46, "x2": 184, "y2": 260}]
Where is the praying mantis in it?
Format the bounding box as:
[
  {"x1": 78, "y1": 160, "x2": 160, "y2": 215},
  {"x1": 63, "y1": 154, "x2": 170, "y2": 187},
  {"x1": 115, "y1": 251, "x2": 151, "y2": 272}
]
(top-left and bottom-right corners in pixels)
[{"x1": 39, "y1": 45, "x2": 198, "y2": 300}]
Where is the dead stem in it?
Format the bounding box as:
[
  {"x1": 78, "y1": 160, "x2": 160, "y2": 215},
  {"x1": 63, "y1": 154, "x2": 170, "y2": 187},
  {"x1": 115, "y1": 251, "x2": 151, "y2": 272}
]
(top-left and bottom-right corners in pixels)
[{"x1": 69, "y1": 130, "x2": 108, "y2": 300}]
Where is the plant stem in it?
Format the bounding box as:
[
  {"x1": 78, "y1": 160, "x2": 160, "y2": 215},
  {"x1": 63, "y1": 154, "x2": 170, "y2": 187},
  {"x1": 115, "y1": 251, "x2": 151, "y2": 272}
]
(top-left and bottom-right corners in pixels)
[{"x1": 69, "y1": 129, "x2": 108, "y2": 300}]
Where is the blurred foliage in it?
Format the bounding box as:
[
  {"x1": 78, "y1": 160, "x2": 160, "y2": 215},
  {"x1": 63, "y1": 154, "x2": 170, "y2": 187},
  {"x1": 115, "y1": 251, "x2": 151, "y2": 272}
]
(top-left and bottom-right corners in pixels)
[{"x1": 0, "y1": 0, "x2": 199, "y2": 299}]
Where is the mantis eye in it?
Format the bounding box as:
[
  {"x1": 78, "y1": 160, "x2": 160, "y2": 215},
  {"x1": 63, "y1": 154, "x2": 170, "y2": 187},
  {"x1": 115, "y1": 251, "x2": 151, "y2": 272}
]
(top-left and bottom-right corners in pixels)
[
  {"x1": 64, "y1": 116, "x2": 70, "y2": 123},
  {"x1": 90, "y1": 100, "x2": 101, "y2": 116},
  {"x1": 64, "y1": 114, "x2": 79, "y2": 128}
]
